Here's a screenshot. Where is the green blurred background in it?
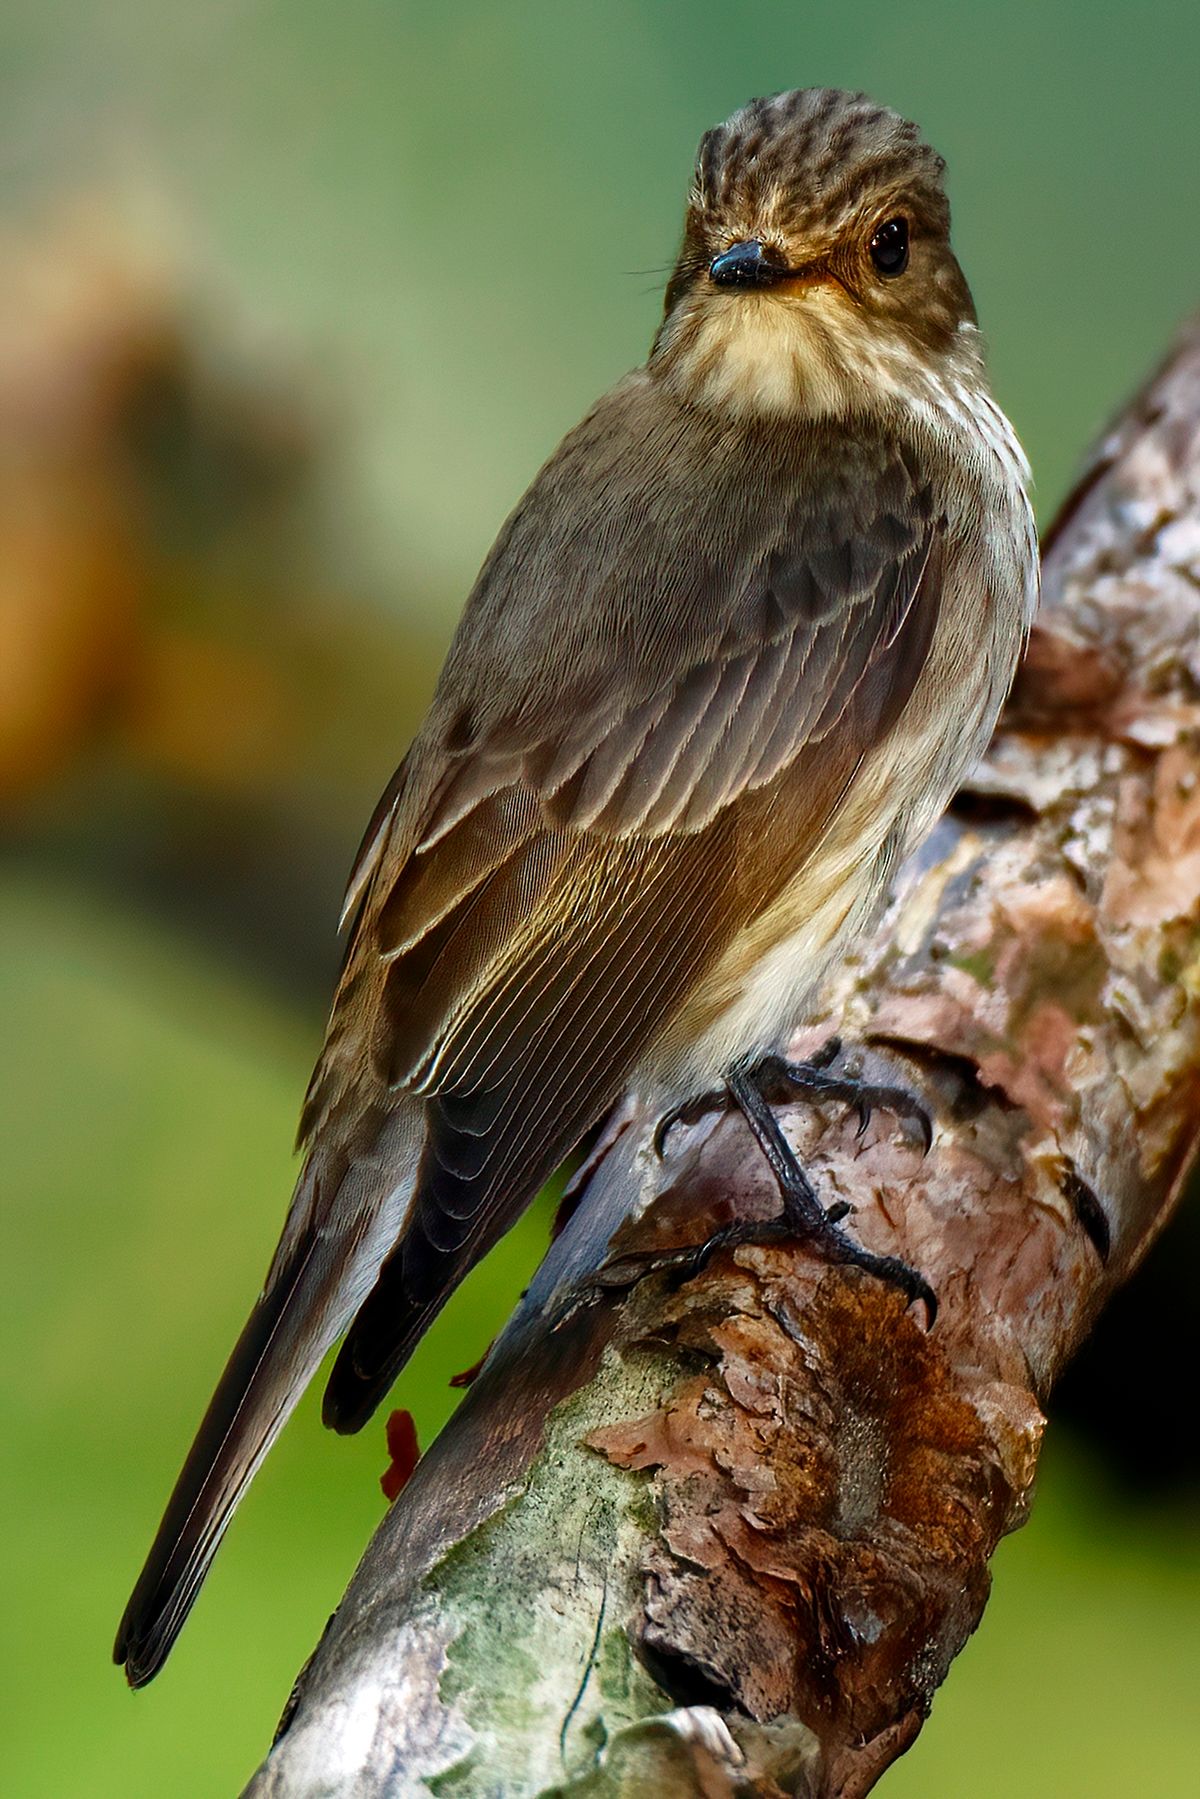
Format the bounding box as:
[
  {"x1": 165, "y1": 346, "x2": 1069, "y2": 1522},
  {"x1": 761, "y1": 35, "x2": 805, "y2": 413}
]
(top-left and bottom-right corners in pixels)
[{"x1": 2, "y1": 2, "x2": 1198, "y2": 1793}]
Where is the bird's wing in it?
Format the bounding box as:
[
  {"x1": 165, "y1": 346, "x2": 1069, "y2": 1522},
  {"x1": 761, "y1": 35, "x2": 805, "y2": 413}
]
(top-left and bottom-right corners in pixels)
[{"x1": 320, "y1": 400, "x2": 949, "y2": 1431}]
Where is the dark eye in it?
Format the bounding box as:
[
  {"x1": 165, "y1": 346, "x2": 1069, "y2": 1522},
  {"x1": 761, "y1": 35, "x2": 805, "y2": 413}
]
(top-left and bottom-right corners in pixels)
[{"x1": 869, "y1": 217, "x2": 909, "y2": 277}]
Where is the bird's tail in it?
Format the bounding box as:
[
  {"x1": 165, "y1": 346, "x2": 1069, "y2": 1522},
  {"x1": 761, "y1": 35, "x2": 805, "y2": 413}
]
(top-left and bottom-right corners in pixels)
[{"x1": 114, "y1": 1125, "x2": 419, "y2": 1687}]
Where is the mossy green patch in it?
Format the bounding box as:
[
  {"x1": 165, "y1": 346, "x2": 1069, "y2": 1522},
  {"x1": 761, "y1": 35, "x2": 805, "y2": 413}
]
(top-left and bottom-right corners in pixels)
[{"x1": 419, "y1": 1350, "x2": 675, "y2": 1794}]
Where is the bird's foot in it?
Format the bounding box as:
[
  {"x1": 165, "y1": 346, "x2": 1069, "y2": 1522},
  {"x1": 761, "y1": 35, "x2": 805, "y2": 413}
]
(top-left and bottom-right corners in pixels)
[
  {"x1": 653, "y1": 1035, "x2": 840, "y2": 1156},
  {"x1": 655, "y1": 1037, "x2": 932, "y2": 1157},
  {"x1": 752, "y1": 1050, "x2": 934, "y2": 1153},
  {"x1": 658, "y1": 1205, "x2": 937, "y2": 1323},
  {"x1": 593, "y1": 1054, "x2": 936, "y2": 1325},
  {"x1": 584, "y1": 1190, "x2": 936, "y2": 1325}
]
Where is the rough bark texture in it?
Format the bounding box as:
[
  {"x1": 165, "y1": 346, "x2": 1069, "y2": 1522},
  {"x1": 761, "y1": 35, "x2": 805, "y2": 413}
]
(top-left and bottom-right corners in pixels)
[{"x1": 247, "y1": 322, "x2": 1200, "y2": 1798}]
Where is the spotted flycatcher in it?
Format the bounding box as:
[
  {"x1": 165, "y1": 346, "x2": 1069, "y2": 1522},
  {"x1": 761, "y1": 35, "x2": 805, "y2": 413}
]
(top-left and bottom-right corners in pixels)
[{"x1": 116, "y1": 88, "x2": 1037, "y2": 1684}]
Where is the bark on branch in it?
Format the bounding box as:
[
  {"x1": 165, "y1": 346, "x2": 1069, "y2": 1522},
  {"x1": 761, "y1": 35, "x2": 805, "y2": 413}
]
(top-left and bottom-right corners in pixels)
[{"x1": 247, "y1": 321, "x2": 1200, "y2": 1799}]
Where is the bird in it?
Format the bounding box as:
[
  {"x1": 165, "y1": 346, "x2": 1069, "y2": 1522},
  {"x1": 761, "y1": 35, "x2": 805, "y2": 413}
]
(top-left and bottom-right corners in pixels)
[{"x1": 115, "y1": 87, "x2": 1037, "y2": 1687}]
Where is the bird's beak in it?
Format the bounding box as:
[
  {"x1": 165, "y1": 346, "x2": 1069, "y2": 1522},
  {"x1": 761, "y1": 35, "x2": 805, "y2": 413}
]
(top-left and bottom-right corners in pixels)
[
  {"x1": 708, "y1": 240, "x2": 792, "y2": 289},
  {"x1": 708, "y1": 240, "x2": 839, "y2": 296}
]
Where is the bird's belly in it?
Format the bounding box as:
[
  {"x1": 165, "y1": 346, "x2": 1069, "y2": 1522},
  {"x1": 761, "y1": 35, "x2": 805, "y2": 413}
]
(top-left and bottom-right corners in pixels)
[{"x1": 652, "y1": 801, "x2": 906, "y2": 1094}]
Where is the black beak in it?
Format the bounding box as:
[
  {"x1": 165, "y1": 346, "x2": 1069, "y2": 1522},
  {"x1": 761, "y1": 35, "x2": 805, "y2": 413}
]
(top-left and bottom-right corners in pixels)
[{"x1": 708, "y1": 240, "x2": 790, "y2": 288}]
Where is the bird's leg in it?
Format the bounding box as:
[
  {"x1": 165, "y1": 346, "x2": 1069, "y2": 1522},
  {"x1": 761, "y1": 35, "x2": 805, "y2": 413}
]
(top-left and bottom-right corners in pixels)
[{"x1": 670, "y1": 1067, "x2": 937, "y2": 1321}]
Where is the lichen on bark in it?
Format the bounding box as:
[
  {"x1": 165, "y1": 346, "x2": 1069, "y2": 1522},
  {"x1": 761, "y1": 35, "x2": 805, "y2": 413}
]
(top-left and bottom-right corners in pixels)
[{"x1": 420, "y1": 1351, "x2": 677, "y2": 1795}]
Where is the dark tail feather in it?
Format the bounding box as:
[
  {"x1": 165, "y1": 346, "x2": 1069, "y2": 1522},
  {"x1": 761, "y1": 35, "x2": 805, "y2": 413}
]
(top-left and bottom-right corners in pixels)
[
  {"x1": 114, "y1": 1236, "x2": 352, "y2": 1687},
  {"x1": 323, "y1": 1118, "x2": 496, "y2": 1437},
  {"x1": 115, "y1": 1108, "x2": 424, "y2": 1685}
]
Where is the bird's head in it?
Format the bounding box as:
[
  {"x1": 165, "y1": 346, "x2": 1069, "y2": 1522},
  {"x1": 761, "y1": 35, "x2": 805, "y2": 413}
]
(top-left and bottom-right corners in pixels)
[{"x1": 652, "y1": 89, "x2": 982, "y2": 420}]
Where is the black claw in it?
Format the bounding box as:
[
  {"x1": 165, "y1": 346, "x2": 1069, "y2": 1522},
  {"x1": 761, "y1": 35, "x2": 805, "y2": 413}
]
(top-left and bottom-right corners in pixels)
[
  {"x1": 863, "y1": 1253, "x2": 938, "y2": 1327},
  {"x1": 724, "y1": 1063, "x2": 937, "y2": 1325},
  {"x1": 654, "y1": 1086, "x2": 729, "y2": 1158},
  {"x1": 587, "y1": 1211, "x2": 939, "y2": 1329},
  {"x1": 580, "y1": 1218, "x2": 937, "y2": 1328},
  {"x1": 787, "y1": 1212, "x2": 939, "y2": 1327},
  {"x1": 657, "y1": 1040, "x2": 934, "y2": 1163}
]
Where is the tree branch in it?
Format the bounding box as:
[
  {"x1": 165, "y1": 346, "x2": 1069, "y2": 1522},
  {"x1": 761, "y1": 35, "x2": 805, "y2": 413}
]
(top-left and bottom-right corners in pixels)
[{"x1": 247, "y1": 320, "x2": 1200, "y2": 1798}]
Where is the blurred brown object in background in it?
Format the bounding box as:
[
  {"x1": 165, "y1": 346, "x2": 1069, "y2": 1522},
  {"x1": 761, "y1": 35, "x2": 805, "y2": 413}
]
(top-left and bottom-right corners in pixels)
[
  {"x1": 0, "y1": 202, "x2": 444, "y2": 1001},
  {"x1": 0, "y1": 203, "x2": 315, "y2": 807},
  {"x1": 0, "y1": 210, "x2": 156, "y2": 802}
]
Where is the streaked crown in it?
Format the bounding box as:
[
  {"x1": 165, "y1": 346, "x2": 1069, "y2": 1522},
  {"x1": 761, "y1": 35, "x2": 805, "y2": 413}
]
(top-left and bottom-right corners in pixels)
[{"x1": 693, "y1": 90, "x2": 948, "y2": 249}]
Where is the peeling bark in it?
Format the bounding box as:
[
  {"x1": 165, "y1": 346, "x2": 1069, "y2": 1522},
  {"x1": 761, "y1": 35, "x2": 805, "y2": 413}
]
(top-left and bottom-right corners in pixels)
[{"x1": 247, "y1": 321, "x2": 1200, "y2": 1798}]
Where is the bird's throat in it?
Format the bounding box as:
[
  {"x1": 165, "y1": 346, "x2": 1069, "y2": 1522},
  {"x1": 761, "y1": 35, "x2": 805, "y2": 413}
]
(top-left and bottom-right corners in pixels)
[{"x1": 658, "y1": 293, "x2": 979, "y2": 430}]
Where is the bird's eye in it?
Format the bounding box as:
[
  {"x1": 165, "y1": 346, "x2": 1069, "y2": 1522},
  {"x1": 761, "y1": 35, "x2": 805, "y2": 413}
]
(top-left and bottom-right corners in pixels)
[{"x1": 869, "y1": 217, "x2": 909, "y2": 277}]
